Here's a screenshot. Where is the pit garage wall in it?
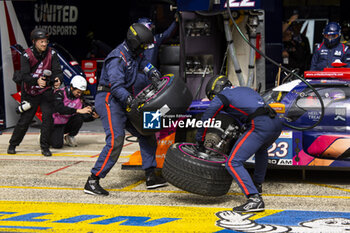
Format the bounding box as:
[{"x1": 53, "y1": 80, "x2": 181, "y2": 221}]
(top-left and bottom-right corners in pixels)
[
  {"x1": 227, "y1": 12, "x2": 265, "y2": 90},
  {"x1": 227, "y1": 1, "x2": 283, "y2": 91},
  {"x1": 0, "y1": 1, "x2": 28, "y2": 129},
  {"x1": 177, "y1": 0, "x2": 283, "y2": 91}
]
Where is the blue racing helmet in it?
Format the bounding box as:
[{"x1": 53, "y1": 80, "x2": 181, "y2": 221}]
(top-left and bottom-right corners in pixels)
[
  {"x1": 323, "y1": 22, "x2": 341, "y2": 48},
  {"x1": 137, "y1": 18, "x2": 155, "y2": 31}
]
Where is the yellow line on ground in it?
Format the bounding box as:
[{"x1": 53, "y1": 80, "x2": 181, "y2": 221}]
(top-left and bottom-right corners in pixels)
[
  {"x1": 308, "y1": 182, "x2": 350, "y2": 193},
  {"x1": 0, "y1": 185, "x2": 349, "y2": 199},
  {"x1": 109, "y1": 188, "x2": 189, "y2": 194},
  {"x1": 119, "y1": 180, "x2": 145, "y2": 191},
  {"x1": 260, "y1": 192, "x2": 350, "y2": 199}
]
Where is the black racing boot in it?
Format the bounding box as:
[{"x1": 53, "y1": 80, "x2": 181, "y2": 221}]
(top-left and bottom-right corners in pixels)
[
  {"x1": 84, "y1": 175, "x2": 109, "y2": 196},
  {"x1": 41, "y1": 148, "x2": 52, "y2": 157},
  {"x1": 233, "y1": 194, "x2": 265, "y2": 213},
  {"x1": 7, "y1": 145, "x2": 16, "y2": 154},
  {"x1": 145, "y1": 168, "x2": 167, "y2": 189}
]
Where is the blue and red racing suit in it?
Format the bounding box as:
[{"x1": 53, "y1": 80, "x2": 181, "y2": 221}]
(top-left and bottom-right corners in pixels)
[
  {"x1": 196, "y1": 86, "x2": 283, "y2": 197},
  {"x1": 91, "y1": 41, "x2": 157, "y2": 178},
  {"x1": 310, "y1": 42, "x2": 350, "y2": 71}
]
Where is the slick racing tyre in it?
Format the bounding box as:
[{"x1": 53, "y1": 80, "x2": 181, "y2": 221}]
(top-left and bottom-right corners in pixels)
[
  {"x1": 162, "y1": 143, "x2": 233, "y2": 196},
  {"x1": 126, "y1": 74, "x2": 193, "y2": 136}
]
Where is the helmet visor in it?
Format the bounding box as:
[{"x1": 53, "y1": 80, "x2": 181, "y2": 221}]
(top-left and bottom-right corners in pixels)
[
  {"x1": 324, "y1": 34, "x2": 339, "y2": 40},
  {"x1": 144, "y1": 22, "x2": 155, "y2": 30},
  {"x1": 140, "y1": 43, "x2": 154, "y2": 50}
]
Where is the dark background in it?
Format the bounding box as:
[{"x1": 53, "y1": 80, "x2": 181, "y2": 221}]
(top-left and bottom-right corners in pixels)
[
  {"x1": 11, "y1": 0, "x2": 350, "y2": 61},
  {"x1": 11, "y1": 0, "x2": 350, "y2": 86},
  {"x1": 12, "y1": 0, "x2": 178, "y2": 61}
]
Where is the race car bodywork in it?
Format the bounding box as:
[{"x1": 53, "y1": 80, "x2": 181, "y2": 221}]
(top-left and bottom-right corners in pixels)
[
  {"x1": 123, "y1": 68, "x2": 350, "y2": 170},
  {"x1": 280, "y1": 68, "x2": 350, "y2": 168}
]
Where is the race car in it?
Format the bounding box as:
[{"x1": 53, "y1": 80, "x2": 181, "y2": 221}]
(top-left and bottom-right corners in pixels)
[
  {"x1": 123, "y1": 67, "x2": 350, "y2": 195},
  {"x1": 124, "y1": 67, "x2": 350, "y2": 168},
  {"x1": 260, "y1": 67, "x2": 350, "y2": 168}
]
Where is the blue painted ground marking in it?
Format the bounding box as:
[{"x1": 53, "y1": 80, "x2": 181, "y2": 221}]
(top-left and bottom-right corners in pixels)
[
  {"x1": 54, "y1": 214, "x2": 104, "y2": 223},
  {"x1": 90, "y1": 216, "x2": 180, "y2": 226},
  {"x1": 0, "y1": 225, "x2": 51, "y2": 230},
  {"x1": 1, "y1": 213, "x2": 51, "y2": 222},
  {"x1": 0, "y1": 212, "x2": 16, "y2": 216}
]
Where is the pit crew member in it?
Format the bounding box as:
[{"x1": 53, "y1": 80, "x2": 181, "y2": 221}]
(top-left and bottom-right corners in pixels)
[
  {"x1": 137, "y1": 17, "x2": 178, "y2": 66},
  {"x1": 132, "y1": 17, "x2": 178, "y2": 95},
  {"x1": 84, "y1": 23, "x2": 167, "y2": 196},
  {"x1": 195, "y1": 75, "x2": 283, "y2": 212},
  {"x1": 310, "y1": 22, "x2": 350, "y2": 70}
]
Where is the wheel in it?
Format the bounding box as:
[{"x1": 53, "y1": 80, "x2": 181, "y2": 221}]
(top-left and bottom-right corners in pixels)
[
  {"x1": 126, "y1": 74, "x2": 193, "y2": 136},
  {"x1": 174, "y1": 113, "x2": 241, "y2": 155},
  {"x1": 162, "y1": 143, "x2": 233, "y2": 196}
]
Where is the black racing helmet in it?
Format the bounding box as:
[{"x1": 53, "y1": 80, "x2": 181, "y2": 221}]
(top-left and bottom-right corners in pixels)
[
  {"x1": 30, "y1": 28, "x2": 49, "y2": 41},
  {"x1": 126, "y1": 23, "x2": 154, "y2": 54},
  {"x1": 205, "y1": 75, "x2": 232, "y2": 100}
]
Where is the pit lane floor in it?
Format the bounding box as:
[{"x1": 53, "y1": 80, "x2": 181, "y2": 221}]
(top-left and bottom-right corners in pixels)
[{"x1": 0, "y1": 121, "x2": 349, "y2": 232}]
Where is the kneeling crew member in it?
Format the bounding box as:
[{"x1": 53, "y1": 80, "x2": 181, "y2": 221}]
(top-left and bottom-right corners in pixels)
[
  {"x1": 195, "y1": 75, "x2": 283, "y2": 212},
  {"x1": 51, "y1": 75, "x2": 98, "y2": 148}
]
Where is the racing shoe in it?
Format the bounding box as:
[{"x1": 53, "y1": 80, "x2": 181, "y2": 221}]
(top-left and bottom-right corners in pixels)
[
  {"x1": 65, "y1": 135, "x2": 77, "y2": 147},
  {"x1": 233, "y1": 194, "x2": 265, "y2": 213},
  {"x1": 84, "y1": 175, "x2": 109, "y2": 196},
  {"x1": 146, "y1": 173, "x2": 168, "y2": 189}
]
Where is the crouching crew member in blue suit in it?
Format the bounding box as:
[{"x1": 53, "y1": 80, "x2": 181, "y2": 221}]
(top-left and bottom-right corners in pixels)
[
  {"x1": 84, "y1": 23, "x2": 167, "y2": 196},
  {"x1": 195, "y1": 75, "x2": 283, "y2": 212}
]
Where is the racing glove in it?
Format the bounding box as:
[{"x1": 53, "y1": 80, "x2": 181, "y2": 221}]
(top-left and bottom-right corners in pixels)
[
  {"x1": 143, "y1": 63, "x2": 161, "y2": 85},
  {"x1": 125, "y1": 95, "x2": 141, "y2": 112}
]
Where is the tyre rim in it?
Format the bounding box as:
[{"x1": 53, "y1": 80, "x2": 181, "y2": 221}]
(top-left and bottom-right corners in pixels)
[
  {"x1": 135, "y1": 76, "x2": 171, "y2": 102},
  {"x1": 178, "y1": 143, "x2": 228, "y2": 163}
]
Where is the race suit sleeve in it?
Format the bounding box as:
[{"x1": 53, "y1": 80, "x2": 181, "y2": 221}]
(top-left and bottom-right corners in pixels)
[
  {"x1": 195, "y1": 97, "x2": 225, "y2": 143},
  {"x1": 107, "y1": 57, "x2": 131, "y2": 104},
  {"x1": 310, "y1": 50, "x2": 319, "y2": 71},
  {"x1": 156, "y1": 21, "x2": 177, "y2": 45},
  {"x1": 53, "y1": 90, "x2": 77, "y2": 115}
]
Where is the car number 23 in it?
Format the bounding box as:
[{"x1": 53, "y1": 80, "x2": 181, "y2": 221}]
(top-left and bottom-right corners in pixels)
[{"x1": 268, "y1": 141, "x2": 289, "y2": 158}]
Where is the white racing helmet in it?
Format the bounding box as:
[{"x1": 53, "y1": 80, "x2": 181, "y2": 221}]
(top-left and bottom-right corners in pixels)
[{"x1": 70, "y1": 75, "x2": 87, "y2": 91}]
